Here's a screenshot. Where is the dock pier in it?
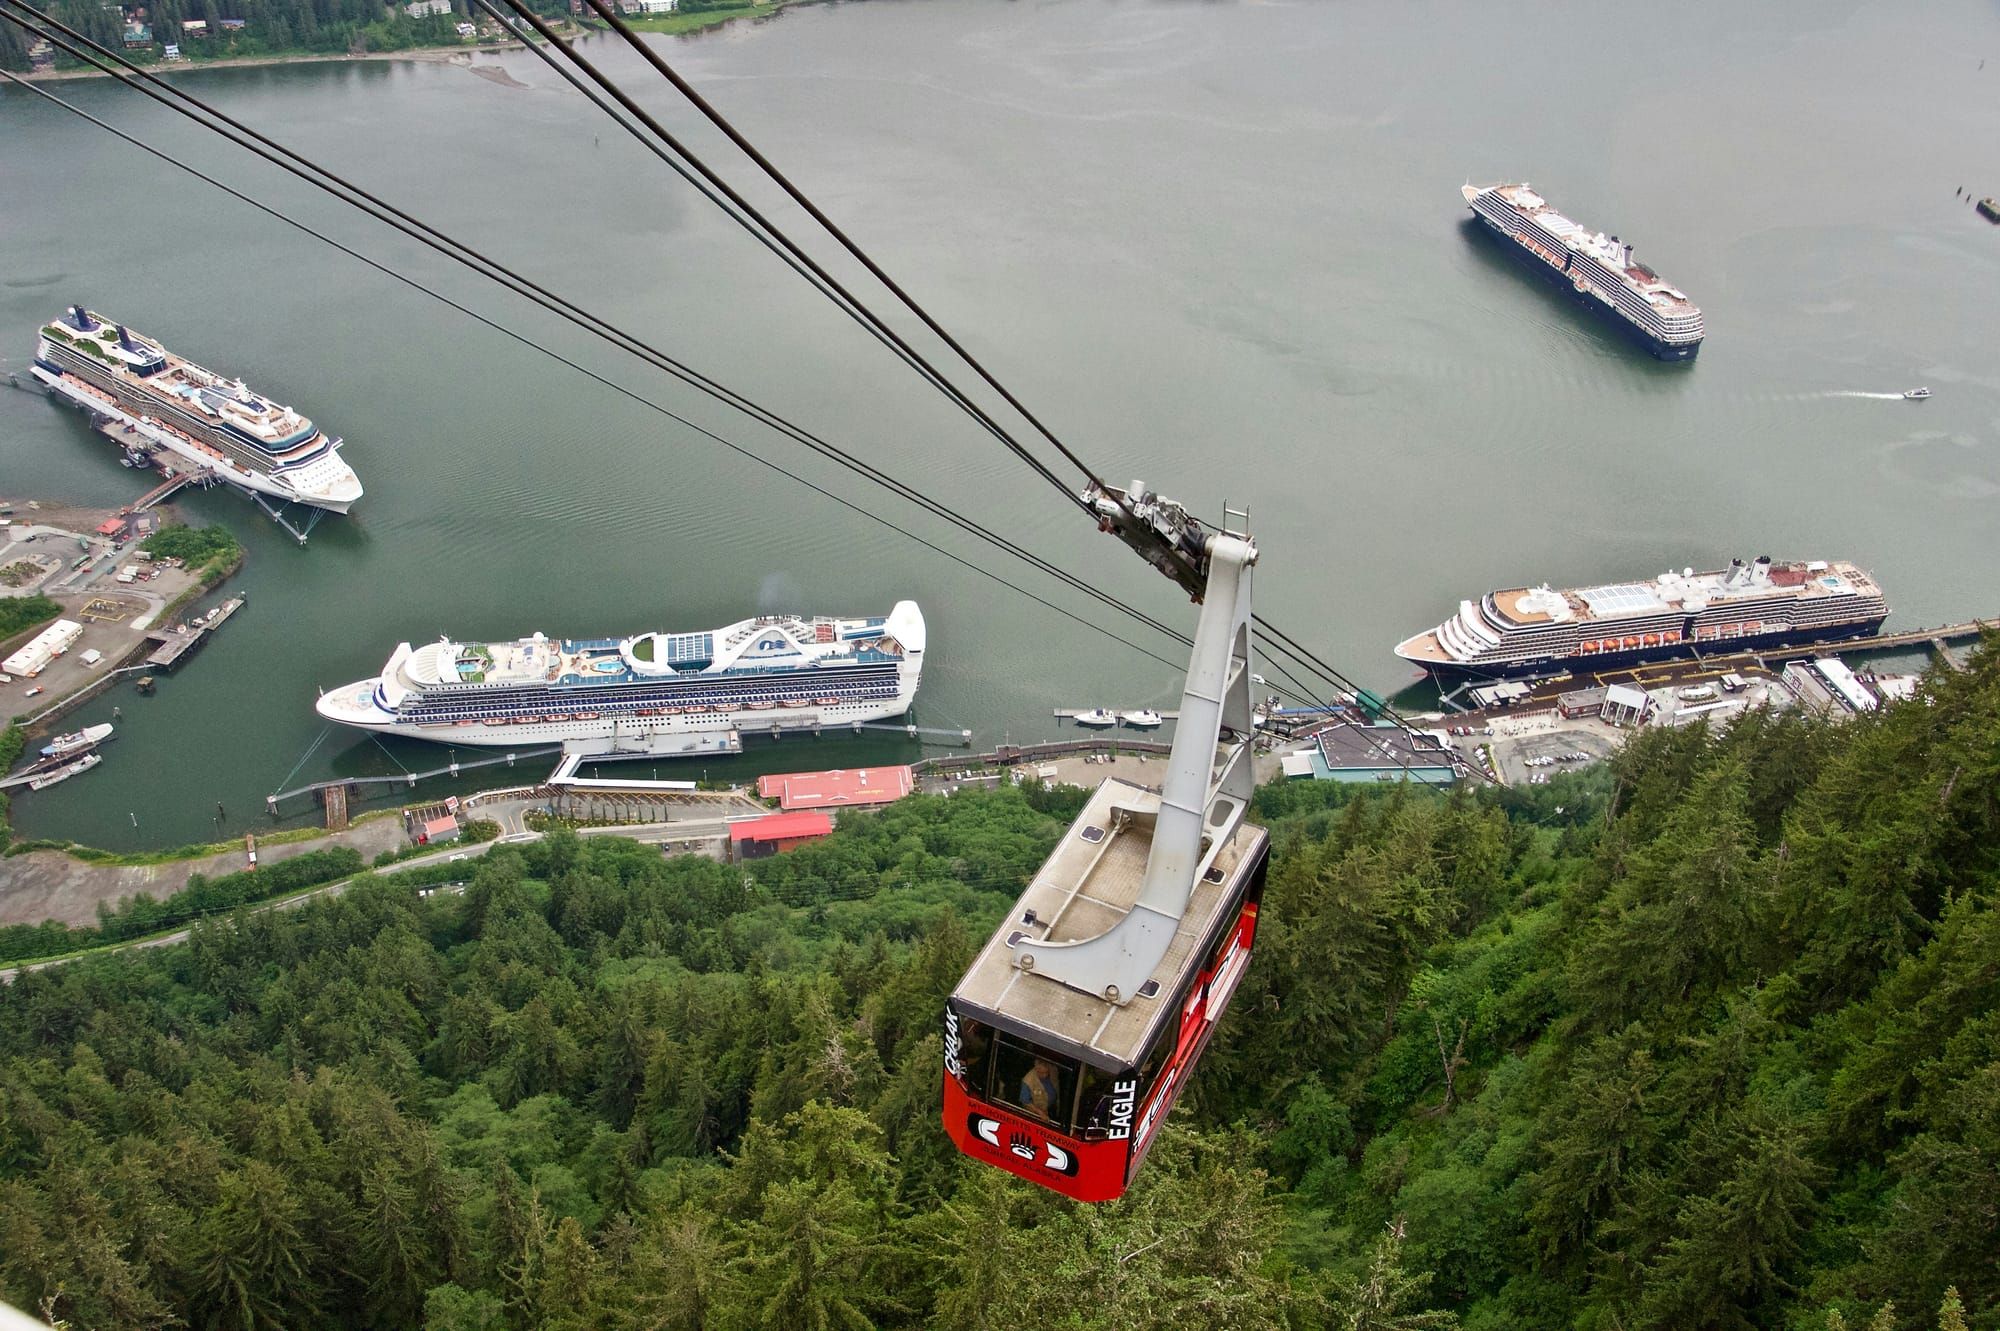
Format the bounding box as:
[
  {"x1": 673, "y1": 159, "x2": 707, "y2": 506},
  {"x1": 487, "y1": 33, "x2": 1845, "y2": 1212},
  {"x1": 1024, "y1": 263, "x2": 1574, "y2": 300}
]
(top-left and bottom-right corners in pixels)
[
  {"x1": 63, "y1": 396, "x2": 321, "y2": 543},
  {"x1": 145, "y1": 596, "x2": 244, "y2": 669},
  {"x1": 322, "y1": 782, "x2": 349, "y2": 832},
  {"x1": 266, "y1": 746, "x2": 565, "y2": 813},
  {"x1": 132, "y1": 468, "x2": 205, "y2": 512},
  {"x1": 240, "y1": 487, "x2": 320, "y2": 545}
]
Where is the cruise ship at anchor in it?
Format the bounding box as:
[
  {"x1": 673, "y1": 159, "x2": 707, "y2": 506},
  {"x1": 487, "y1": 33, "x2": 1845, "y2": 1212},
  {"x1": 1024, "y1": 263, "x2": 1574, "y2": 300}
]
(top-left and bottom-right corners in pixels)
[
  {"x1": 31, "y1": 306, "x2": 363, "y2": 512},
  {"x1": 1462, "y1": 183, "x2": 1704, "y2": 360},
  {"x1": 1397, "y1": 558, "x2": 1887, "y2": 682},
  {"x1": 317, "y1": 602, "x2": 926, "y2": 757}
]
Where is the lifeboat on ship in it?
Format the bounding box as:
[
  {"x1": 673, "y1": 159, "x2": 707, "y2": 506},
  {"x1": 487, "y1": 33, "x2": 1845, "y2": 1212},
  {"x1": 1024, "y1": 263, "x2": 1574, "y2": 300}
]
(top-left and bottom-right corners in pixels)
[
  {"x1": 1643, "y1": 633, "x2": 1661, "y2": 647},
  {"x1": 1621, "y1": 637, "x2": 1641, "y2": 650}
]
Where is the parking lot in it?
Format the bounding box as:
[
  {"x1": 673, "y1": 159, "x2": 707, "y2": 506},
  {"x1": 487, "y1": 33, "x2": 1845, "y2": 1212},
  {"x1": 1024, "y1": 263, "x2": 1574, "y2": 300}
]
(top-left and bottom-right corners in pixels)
[
  {"x1": 1497, "y1": 725, "x2": 1621, "y2": 785},
  {"x1": 2, "y1": 515, "x2": 205, "y2": 726}
]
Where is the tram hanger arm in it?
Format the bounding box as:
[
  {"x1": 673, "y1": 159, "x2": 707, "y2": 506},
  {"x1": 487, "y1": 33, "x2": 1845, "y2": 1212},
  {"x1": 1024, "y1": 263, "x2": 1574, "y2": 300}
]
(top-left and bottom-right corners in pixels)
[{"x1": 1009, "y1": 507, "x2": 1259, "y2": 1004}]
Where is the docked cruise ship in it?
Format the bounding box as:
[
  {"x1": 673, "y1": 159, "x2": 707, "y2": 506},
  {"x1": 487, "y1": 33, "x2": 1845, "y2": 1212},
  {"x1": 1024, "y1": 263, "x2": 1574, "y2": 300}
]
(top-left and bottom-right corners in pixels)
[
  {"x1": 1397, "y1": 558, "x2": 1887, "y2": 681},
  {"x1": 31, "y1": 307, "x2": 363, "y2": 512},
  {"x1": 317, "y1": 602, "x2": 926, "y2": 757},
  {"x1": 1462, "y1": 183, "x2": 1704, "y2": 360}
]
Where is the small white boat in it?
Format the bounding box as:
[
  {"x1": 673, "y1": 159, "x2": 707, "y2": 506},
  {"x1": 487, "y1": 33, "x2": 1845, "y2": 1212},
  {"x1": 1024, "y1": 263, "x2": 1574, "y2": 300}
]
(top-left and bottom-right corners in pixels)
[
  {"x1": 1072, "y1": 708, "x2": 1118, "y2": 728},
  {"x1": 40, "y1": 722, "x2": 114, "y2": 759},
  {"x1": 1904, "y1": 387, "x2": 1931, "y2": 399},
  {"x1": 29, "y1": 752, "x2": 101, "y2": 791},
  {"x1": 1121, "y1": 710, "x2": 1164, "y2": 728}
]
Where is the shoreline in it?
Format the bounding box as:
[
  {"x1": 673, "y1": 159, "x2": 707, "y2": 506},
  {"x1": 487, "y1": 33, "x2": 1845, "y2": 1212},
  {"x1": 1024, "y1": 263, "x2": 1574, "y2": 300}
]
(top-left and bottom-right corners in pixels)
[
  {"x1": 13, "y1": 42, "x2": 534, "y2": 84},
  {"x1": 9, "y1": 0, "x2": 811, "y2": 84}
]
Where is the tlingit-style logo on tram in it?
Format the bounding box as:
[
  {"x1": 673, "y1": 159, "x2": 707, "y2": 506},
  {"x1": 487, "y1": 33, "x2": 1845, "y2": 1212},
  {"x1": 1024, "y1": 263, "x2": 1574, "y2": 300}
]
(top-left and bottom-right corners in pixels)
[{"x1": 967, "y1": 1114, "x2": 1077, "y2": 1176}]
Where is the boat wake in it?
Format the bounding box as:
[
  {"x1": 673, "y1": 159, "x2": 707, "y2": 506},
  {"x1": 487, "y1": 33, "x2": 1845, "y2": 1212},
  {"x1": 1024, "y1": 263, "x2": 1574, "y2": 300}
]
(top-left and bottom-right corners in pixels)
[{"x1": 1819, "y1": 390, "x2": 1914, "y2": 400}]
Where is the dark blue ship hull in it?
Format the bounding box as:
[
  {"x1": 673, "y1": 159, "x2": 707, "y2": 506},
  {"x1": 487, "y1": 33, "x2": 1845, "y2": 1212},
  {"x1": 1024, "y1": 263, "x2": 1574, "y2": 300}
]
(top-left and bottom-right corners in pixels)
[
  {"x1": 1465, "y1": 216, "x2": 1701, "y2": 362},
  {"x1": 1419, "y1": 617, "x2": 1888, "y2": 684}
]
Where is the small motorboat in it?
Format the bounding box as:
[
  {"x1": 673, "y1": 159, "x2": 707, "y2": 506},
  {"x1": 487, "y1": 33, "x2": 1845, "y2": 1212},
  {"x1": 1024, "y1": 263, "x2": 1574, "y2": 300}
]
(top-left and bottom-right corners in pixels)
[
  {"x1": 1121, "y1": 710, "x2": 1164, "y2": 729},
  {"x1": 1904, "y1": 387, "x2": 1932, "y2": 399},
  {"x1": 28, "y1": 752, "x2": 101, "y2": 791},
  {"x1": 1072, "y1": 708, "x2": 1118, "y2": 728},
  {"x1": 40, "y1": 722, "x2": 114, "y2": 759}
]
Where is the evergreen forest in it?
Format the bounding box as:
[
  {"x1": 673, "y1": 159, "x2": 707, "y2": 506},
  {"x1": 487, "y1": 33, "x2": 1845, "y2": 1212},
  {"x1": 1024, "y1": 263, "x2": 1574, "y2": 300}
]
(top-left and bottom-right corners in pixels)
[{"x1": 3, "y1": 645, "x2": 1998, "y2": 1330}]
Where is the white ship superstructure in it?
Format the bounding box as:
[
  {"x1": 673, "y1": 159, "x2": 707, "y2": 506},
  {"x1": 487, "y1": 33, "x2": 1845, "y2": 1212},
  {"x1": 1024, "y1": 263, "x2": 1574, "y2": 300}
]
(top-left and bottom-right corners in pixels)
[
  {"x1": 41, "y1": 723, "x2": 114, "y2": 759},
  {"x1": 1397, "y1": 558, "x2": 1887, "y2": 680},
  {"x1": 317, "y1": 602, "x2": 926, "y2": 757},
  {"x1": 31, "y1": 306, "x2": 363, "y2": 512},
  {"x1": 1463, "y1": 183, "x2": 1704, "y2": 359}
]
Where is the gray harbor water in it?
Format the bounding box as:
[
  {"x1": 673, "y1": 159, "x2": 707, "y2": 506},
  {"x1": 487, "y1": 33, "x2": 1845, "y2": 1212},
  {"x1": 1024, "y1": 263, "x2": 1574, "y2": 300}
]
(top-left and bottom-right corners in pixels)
[{"x1": 3, "y1": 0, "x2": 1998, "y2": 850}]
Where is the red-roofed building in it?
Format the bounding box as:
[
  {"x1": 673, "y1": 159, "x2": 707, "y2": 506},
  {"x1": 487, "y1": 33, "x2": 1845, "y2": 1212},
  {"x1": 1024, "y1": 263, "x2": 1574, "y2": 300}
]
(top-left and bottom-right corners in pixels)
[
  {"x1": 418, "y1": 815, "x2": 460, "y2": 845},
  {"x1": 756, "y1": 765, "x2": 914, "y2": 812},
  {"x1": 729, "y1": 810, "x2": 833, "y2": 859}
]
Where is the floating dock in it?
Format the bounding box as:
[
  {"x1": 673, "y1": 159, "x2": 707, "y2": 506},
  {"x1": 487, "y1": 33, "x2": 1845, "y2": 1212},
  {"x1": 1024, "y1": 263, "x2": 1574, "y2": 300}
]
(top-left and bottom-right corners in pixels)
[{"x1": 145, "y1": 595, "x2": 244, "y2": 669}]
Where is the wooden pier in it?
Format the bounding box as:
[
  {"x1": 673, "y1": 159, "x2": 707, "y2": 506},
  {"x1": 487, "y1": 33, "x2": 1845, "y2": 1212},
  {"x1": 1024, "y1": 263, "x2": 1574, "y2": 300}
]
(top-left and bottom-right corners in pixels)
[
  {"x1": 1437, "y1": 618, "x2": 1999, "y2": 714},
  {"x1": 145, "y1": 596, "x2": 244, "y2": 669},
  {"x1": 1701, "y1": 619, "x2": 1996, "y2": 669}
]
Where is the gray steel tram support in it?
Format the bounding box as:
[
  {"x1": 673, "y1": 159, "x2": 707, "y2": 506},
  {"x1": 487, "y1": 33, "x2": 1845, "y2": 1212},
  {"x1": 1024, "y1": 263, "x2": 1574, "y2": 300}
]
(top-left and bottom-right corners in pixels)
[{"x1": 1007, "y1": 530, "x2": 1258, "y2": 1005}]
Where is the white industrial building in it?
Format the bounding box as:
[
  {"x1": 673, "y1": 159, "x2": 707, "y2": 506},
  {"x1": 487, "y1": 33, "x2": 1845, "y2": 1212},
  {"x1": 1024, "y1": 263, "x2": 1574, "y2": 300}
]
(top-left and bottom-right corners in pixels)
[{"x1": 3, "y1": 619, "x2": 82, "y2": 677}]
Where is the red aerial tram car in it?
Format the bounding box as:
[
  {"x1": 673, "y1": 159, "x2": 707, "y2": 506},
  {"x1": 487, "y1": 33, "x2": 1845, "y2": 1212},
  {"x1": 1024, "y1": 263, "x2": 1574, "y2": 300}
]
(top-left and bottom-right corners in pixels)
[
  {"x1": 944, "y1": 801, "x2": 1268, "y2": 1201},
  {"x1": 944, "y1": 481, "x2": 1268, "y2": 1202}
]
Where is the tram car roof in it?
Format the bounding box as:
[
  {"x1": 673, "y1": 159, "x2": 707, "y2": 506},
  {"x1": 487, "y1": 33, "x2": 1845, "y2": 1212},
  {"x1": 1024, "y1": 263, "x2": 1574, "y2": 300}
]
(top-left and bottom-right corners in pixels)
[{"x1": 951, "y1": 775, "x2": 1265, "y2": 1071}]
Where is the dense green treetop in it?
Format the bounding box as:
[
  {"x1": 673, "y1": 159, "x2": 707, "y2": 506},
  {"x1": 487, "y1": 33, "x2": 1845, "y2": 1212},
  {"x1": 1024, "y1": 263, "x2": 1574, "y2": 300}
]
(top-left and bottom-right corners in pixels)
[
  {"x1": 3, "y1": 639, "x2": 1998, "y2": 1328},
  {"x1": 0, "y1": 594, "x2": 62, "y2": 643}
]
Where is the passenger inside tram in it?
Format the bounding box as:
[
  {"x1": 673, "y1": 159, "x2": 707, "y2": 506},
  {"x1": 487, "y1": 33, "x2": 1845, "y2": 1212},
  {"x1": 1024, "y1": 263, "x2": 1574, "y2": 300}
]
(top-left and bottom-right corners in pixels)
[
  {"x1": 1019, "y1": 1059, "x2": 1062, "y2": 1122},
  {"x1": 986, "y1": 1036, "x2": 1076, "y2": 1128}
]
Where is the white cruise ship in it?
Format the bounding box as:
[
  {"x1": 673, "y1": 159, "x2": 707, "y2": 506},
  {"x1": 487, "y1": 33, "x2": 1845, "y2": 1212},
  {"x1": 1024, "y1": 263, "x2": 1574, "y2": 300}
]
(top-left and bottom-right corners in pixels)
[
  {"x1": 1463, "y1": 183, "x2": 1704, "y2": 359},
  {"x1": 1397, "y1": 558, "x2": 1887, "y2": 681},
  {"x1": 318, "y1": 602, "x2": 926, "y2": 757},
  {"x1": 32, "y1": 306, "x2": 363, "y2": 512}
]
